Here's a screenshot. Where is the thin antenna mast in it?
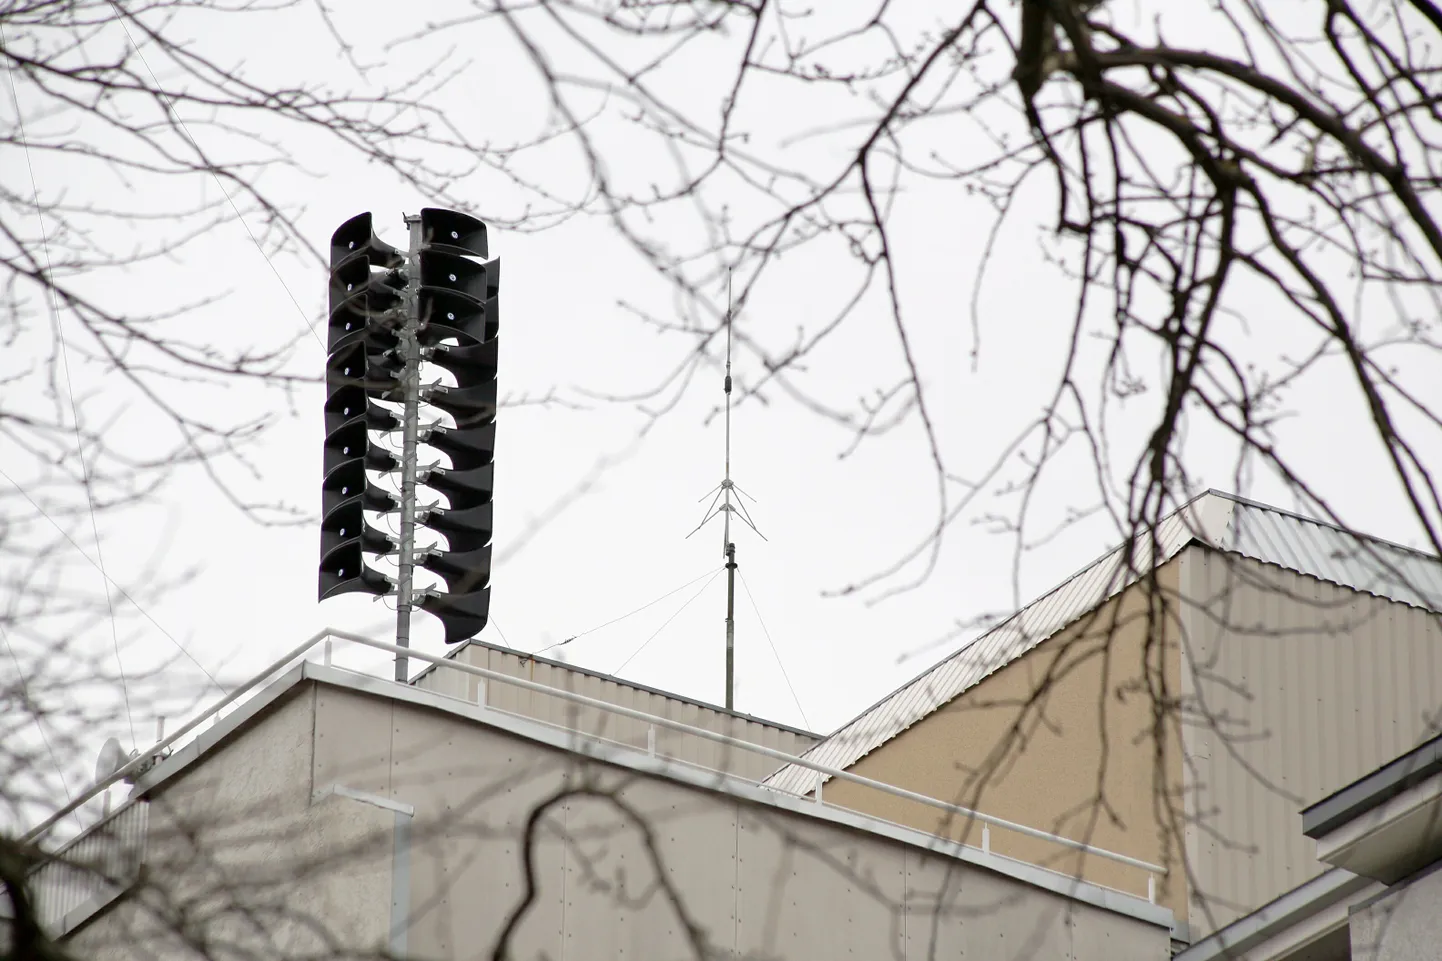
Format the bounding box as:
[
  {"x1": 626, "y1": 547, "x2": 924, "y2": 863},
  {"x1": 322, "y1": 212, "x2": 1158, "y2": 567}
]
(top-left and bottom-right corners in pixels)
[{"x1": 688, "y1": 272, "x2": 765, "y2": 710}]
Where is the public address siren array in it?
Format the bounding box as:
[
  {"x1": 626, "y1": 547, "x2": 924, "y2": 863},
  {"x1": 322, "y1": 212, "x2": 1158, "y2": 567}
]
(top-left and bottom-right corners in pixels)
[{"x1": 318, "y1": 208, "x2": 500, "y2": 675}]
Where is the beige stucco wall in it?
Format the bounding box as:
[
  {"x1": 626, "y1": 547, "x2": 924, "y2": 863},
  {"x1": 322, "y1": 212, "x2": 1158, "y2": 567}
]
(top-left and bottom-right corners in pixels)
[
  {"x1": 812, "y1": 543, "x2": 1442, "y2": 943},
  {"x1": 1180, "y1": 548, "x2": 1442, "y2": 937},
  {"x1": 417, "y1": 642, "x2": 818, "y2": 782},
  {"x1": 822, "y1": 558, "x2": 1188, "y2": 915}
]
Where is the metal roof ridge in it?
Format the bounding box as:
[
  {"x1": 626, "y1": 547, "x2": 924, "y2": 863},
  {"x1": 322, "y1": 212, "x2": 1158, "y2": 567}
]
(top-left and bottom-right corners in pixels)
[{"x1": 1205, "y1": 488, "x2": 1442, "y2": 562}]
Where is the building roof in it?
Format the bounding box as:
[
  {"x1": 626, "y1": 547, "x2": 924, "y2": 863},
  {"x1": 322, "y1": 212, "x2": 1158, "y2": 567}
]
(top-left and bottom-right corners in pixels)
[{"x1": 765, "y1": 490, "x2": 1442, "y2": 795}]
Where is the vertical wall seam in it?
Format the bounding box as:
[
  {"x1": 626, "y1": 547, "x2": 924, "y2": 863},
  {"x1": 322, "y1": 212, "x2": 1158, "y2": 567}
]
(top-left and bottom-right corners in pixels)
[
  {"x1": 899, "y1": 846, "x2": 908, "y2": 959},
  {"x1": 732, "y1": 798, "x2": 741, "y2": 956},
  {"x1": 559, "y1": 791, "x2": 569, "y2": 961},
  {"x1": 390, "y1": 808, "x2": 413, "y2": 957},
  {"x1": 387, "y1": 698, "x2": 396, "y2": 800},
  {"x1": 307, "y1": 683, "x2": 319, "y2": 804}
]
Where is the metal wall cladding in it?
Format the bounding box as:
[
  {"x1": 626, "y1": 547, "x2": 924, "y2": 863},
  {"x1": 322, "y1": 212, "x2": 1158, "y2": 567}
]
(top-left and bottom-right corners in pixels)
[
  {"x1": 67, "y1": 689, "x2": 396, "y2": 961},
  {"x1": 1180, "y1": 548, "x2": 1442, "y2": 938},
  {"x1": 413, "y1": 642, "x2": 819, "y2": 784}
]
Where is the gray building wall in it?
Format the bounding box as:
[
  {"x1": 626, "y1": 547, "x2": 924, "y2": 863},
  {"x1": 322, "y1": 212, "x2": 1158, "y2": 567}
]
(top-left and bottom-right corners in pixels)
[
  {"x1": 1180, "y1": 547, "x2": 1442, "y2": 937},
  {"x1": 416, "y1": 640, "x2": 818, "y2": 782},
  {"x1": 67, "y1": 687, "x2": 395, "y2": 961},
  {"x1": 318, "y1": 680, "x2": 1168, "y2": 960},
  {"x1": 1349, "y1": 863, "x2": 1442, "y2": 961},
  {"x1": 69, "y1": 671, "x2": 1172, "y2": 961}
]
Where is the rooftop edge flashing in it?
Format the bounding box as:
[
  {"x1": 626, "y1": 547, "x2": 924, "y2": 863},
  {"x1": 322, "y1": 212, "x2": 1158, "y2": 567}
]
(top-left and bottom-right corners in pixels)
[
  {"x1": 131, "y1": 660, "x2": 312, "y2": 797},
  {"x1": 1302, "y1": 733, "x2": 1442, "y2": 838},
  {"x1": 1176, "y1": 868, "x2": 1380, "y2": 961},
  {"x1": 1217, "y1": 489, "x2": 1442, "y2": 564}
]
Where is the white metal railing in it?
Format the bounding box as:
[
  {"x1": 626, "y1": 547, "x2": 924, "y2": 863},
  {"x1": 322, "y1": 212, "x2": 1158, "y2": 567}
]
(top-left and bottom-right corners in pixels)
[
  {"x1": 28, "y1": 798, "x2": 149, "y2": 934},
  {"x1": 24, "y1": 628, "x2": 1167, "y2": 905}
]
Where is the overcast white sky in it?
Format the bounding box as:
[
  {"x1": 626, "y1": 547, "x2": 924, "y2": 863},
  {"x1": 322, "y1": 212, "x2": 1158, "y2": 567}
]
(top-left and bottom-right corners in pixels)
[{"x1": 6, "y1": 0, "x2": 1441, "y2": 801}]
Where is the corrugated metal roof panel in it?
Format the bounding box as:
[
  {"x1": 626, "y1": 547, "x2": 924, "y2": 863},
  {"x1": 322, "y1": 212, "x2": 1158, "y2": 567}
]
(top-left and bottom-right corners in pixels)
[
  {"x1": 1222, "y1": 498, "x2": 1442, "y2": 610},
  {"x1": 764, "y1": 491, "x2": 1442, "y2": 795}
]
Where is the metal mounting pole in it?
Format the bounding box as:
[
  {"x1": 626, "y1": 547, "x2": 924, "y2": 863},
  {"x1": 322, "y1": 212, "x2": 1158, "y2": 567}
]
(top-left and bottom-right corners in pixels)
[
  {"x1": 393, "y1": 214, "x2": 424, "y2": 682},
  {"x1": 725, "y1": 540, "x2": 736, "y2": 711}
]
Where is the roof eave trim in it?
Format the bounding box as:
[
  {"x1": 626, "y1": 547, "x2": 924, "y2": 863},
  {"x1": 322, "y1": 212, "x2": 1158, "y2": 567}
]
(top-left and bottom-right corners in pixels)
[{"x1": 1302, "y1": 734, "x2": 1442, "y2": 837}]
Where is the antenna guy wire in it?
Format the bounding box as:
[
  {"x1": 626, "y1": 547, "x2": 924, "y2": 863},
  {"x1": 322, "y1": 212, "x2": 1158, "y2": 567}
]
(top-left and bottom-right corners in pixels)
[
  {"x1": 738, "y1": 571, "x2": 813, "y2": 730},
  {"x1": 4, "y1": 33, "x2": 136, "y2": 749},
  {"x1": 105, "y1": 4, "x2": 322, "y2": 349},
  {"x1": 613, "y1": 570, "x2": 725, "y2": 676},
  {"x1": 537, "y1": 567, "x2": 725, "y2": 656}
]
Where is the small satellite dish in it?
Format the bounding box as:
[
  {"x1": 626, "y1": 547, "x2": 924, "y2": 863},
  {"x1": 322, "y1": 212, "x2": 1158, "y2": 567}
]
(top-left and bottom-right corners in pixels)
[{"x1": 94, "y1": 737, "x2": 129, "y2": 785}]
